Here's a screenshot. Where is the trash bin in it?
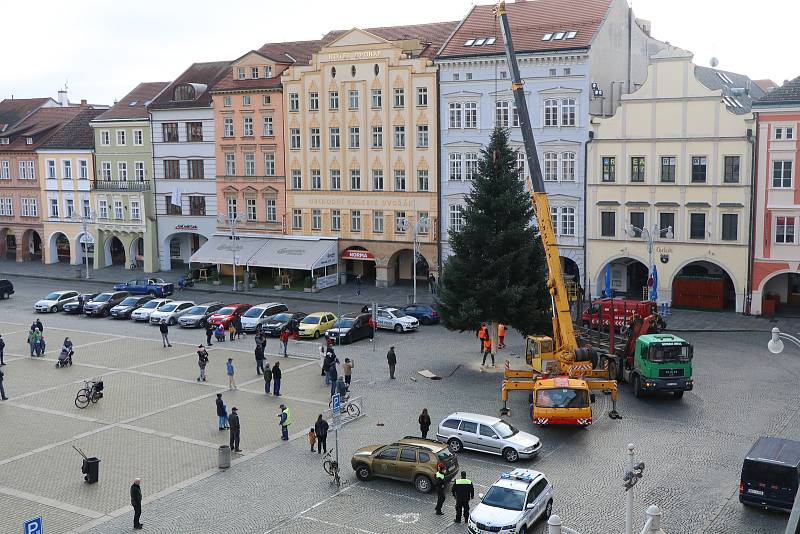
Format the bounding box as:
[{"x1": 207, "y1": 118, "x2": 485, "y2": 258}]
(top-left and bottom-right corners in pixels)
[
  {"x1": 236, "y1": 280, "x2": 244, "y2": 292},
  {"x1": 218, "y1": 445, "x2": 231, "y2": 469},
  {"x1": 82, "y1": 456, "x2": 100, "y2": 484}
]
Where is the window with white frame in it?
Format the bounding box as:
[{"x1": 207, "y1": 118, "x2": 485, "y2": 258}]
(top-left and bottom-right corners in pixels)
[
  {"x1": 133, "y1": 129, "x2": 143, "y2": 146},
  {"x1": 351, "y1": 210, "x2": 361, "y2": 231},
  {"x1": 417, "y1": 169, "x2": 429, "y2": 191},
  {"x1": 288, "y1": 93, "x2": 299, "y2": 112},
  {"x1": 26, "y1": 161, "x2": 34, "y2": 179},
  {"x1": 262, "y1": 116, "x2": 273, "y2": 136},
  {"x1": 330, "y1": 169, "x2": 341, "y2": 190},
  {"x1": 776, "y1": 216, "x2": 795, "y2": 243},
  {"x1": 464, "y1": 101, "x2": 478, "y2": 128},
  {"x1": 544, "y1": 152, "x2": 558, "y2": 181},
  {"x1": 449, "y1": 153, "x2": 463, "y2": 180},
  {"x1": 0, "y1": 197, "x2": 12, "y2": 216},
  {"x1": 310, "y1": 127, "x2": 321, "y2": 150},
  {"x1": 130, "y1": 199, "x2": 140, "y2": 220},
  {"x1": 449, "y1": 204, "x2": 464, "y2": 232},
  {"x1": 266, "y1": 199, "x2": 276, "y2": 222},
  {"x1": 465, "y1": 152, "x2": 479, "y2": 180},
  {"x1": 562, "y1": 152, "x2": 576, "y2": 181},
  {"x1": 550, "y1": 206, "x2": 559, "y2": 234},
  {"x1": 97, "y1": 199, "x2": 107, "y2": 219},
  {"x1": 244, "y1": 153, "x2": 255, "y2": 176},
  {"x1": 0, "y1": 161, "x2": 8, "y2": 179},
  {"x1": 416, "y1": 87, "x2": 428, "y2": 107},
  {"x1": 394, "y1": 126, "x2": 405, "y2": 148},
  {"x1": 331, "y1": 209, "x2": 341, "y2": 231},
  {"x1": 100, "y1": 131, "x2": 110, "y2": 146},
  {"x1": 227, "y1": 197, "x2": 237, "y2": 220},
  {"x1": 264, "y1": 153, "x2": 275, "y2": 176},
  {"x1": 311, "y1": 209, "x2": 321, "y2": 230},
  {"x1": 242, "y1": 95, "x2": 251, "y2": 106},
  {"x1": 348, "y1": 127, "x2": 360, "y2": 149},
  {"x1": 449, "y1": 102, "x2": 462, "y2": 128},
  {"x1": 496, "y1": 101, "x2": 510, "y2": 127},
  {"x1": 373, "y1": 211, "x2": 384, "y2": 232},
  {"x1": 46, "y1": 160, "x2": 56, "y2": 179},
  {"x1": 512, "y1": 104, "x2": 520, "y2": 127},
  {"x1": 329, "y1": 127, "x2": 340, "y2": 149},
  {"x1": 773, "y1": 161, "x2": 793, "y2": 188},
  {"x1": 113, "y1": 200, "x2": 123, "y2": 220},
  {"x1": 350, "y1": 169, "x2": 361, "y2": 191},
  {"x1": 371, "y1": 126, "x2": 383, "y2": 148},
  {"x1": 101, "y1": 162, "x2": 112, "y2": 180},
  {"x1": 290, "y1": 128, "x2": 300, "y2": 149},
  {"x1": 64, "y1": 198, "x2": 74, "y2": 219},
  {"x1": 393, "y1": 88, "x2": 405, "y2": 108},
  {"x1": 116, "y1": 130, "x2": 126, "y2": 146},
  {"x1": 243, "y1": 117, "x2": 254, "y2": 136},
  {"x1": 348, "y1": 90, "x2": 359, "y2": 110},
  {"x1": 49, "y1": 198, "x2": 59, "y2": 218},
  {"x1": 561, "y1": 206, "x2": 576, "y2": 236},
  {"x1": 133, "y1": 161, "x2": 144, "y2": 181},
  {"x1": 225, "y1": 153, "x2": 235, "y2": 175},
  {"x1": 223, "y1": 96, "x2": 231, "y2": 107},
  {"x1": 81, "y1": 198, "x2": 90, "y2": 218},
  {"x1": 372, "y1": 169, "x2": 384, "y2": 190},
  {"x1": 117, "y1": 162, "x2": 128, "y2": 181},
  {"x1": 309, "y1": 92, "x2": 319, "y2": 111},
  {"x1": 291, "y1": 170, "x2": 302, "y2": 189},
  {"x1": 247, "y1": 198, "x2": 257, "y2": 220},
  {"x1": 417, "y1": 125, "x2": 429, "y2": 148},
  {"x1": 371, "y1": 89, "x2": 382, "y2": 109},
  {"x1": 22, "y1": 197, "x2": 39, "y2": 217},
  {"x1": 394, "y1": 170, "x2": 406, "y2": 191},
  {"x1": 223, "y1": 117, "x2": 234, "y2": 137},
  {"x1": 311, "y1": 169, "x2": 321, "y2": 190},
  {"x1": 62, "y1": 160, "x2": 72, "y2": 179},
  {"x1": 329, "y1": 91, "x2": 339, "y2": 110},
  {"x1": 78, "y1": 160, "x2": 88, "y2": 179},
  {"x1": 395, "y1": 211, "x2": 407, "y2": 233},
  {"x1": 292, "y1": 209, "x2": 302, "y2": 230},
  {"x1": 517, "y1": 152, "x2": 526, "y2": 180},
  {"x1": 544, "y1": 99, "x2": 559, "y2": 127},
  {"x1": 561, "y1": 98, "x2": 576, "y2": 126}
]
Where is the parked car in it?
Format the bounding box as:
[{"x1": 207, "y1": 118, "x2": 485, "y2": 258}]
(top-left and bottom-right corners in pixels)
[
  {"x1": 469, "y1": 468, "x2": 554, "y2": 533},
  {"x1": 0, "y1": 279, "x2": 13, "y2": 299},
  {"x1": 110, "y1": 295, "x2": 154, "y2": 319},
  {"x1": 84, "y1": 292, "x2": 129, "y2": 317},
  {"x1": 739, "y1": 436, "x2": 800, "y2": 512},
  {"x1": 401, "y1": 304, "x2": 440, "y2": 325},
  {"x1": 207, "y1": 303, "x2": 253, "y2": 328},
  {"x1": 113, "y1": 278, "x2": 174, "y2": 298},
  {"x1": 131, "y1": 298, "x2": 173, "y2": 322},
  {"x1": 150, "y1": 301, "x2": 195, "y2": 325},
  {"x1": 178, "y1": 302, "x2": 224, "y2": 328},
  {"x1": 63, "y1": 293, "x2": 98, "y2": 314},
  {"x1": 375, "y1": 307, "x2": 419, "y2": 333},
  {"x1": 261, "y1": 311, "x2": 307, "y2": 337},
  {"x1": 34, "y1": 290, "x2": 79, "y2": 312},
  {"x1": 437, "y1": 412, "x2": 542, "y2": 463},
  {"x1": 351, "y1": 437, "x2": 459, "y2": 493},
  {"x1": 241, "y1": 302, "x2": 289, "y2": 332},
  {"x1": 298, "y1": 312, "x2": 337, "y2": 338},
  {"x1": 325, "y1": 312, "x2": 373, "y2": 344}
]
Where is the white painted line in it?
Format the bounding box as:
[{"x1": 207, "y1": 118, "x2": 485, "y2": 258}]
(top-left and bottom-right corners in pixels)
[
  {"x1": 117, "y1": 423, "x2": 220, "y2": 450},
  {"x1": 0, "y1": 485, "x2": 104, "y2": 519},
  {"x1": 262, "y1": 483, "x2": 358, "y2": 534},
  {"x1": 300, "y1": 516, "x2": 382, "y2": 534}
]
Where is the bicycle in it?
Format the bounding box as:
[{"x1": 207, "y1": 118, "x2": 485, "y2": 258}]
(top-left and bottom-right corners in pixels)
[
  {"x1": 129, "y1": 260, "x2": 137, "y2": 271},
  {"x1": 328, "y1": 396, "x2": 361, "y2": 418},
  {"x1": 74, "y1": 379, "x2": 104, "y2": 409},
  {"x1": 322, "y1": 449, "x2": 341, "y2": 487}
]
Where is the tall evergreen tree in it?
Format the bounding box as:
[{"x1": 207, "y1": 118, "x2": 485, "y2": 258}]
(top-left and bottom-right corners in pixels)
[{"x1": 437, "y1": 127, "x2": 551, "y2": 336}]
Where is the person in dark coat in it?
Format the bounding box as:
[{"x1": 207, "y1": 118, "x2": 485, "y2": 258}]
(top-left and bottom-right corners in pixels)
[
  {"x1": 272, "y1": 361, "x2": 282, "y2": 396},
  {"x1": 215, "y1": 393, "x2": 227, "y2": 430},
  {"x1": 327, "y1": 362, "x2": 338, "y2": 397},
  {"x1": 314, "y1": 414, "x2": 329, "y2": 454},
  {"x1": 387, "y1": 346, "x2": 397, "y2": 379},
  {"x1": 428, "y1": 272, "x2": 436, "y2": 294},
  {"x1": 0, "y1": 333, "x2": 5, "y2": 365},
  {"x1": 159, "y1": 320, "x2": 171, "y2": 347},
  {"x1": 262, "y1": 361, "x2": 272, "y2": 395},
  {"x1": 323, "y1": 351, "x2": 338, "y2": 385},
  {"x1": 196, "y1": 345, "x2": 209, "y2": 382},
  {"x1": 130, "y1": 478, "x2": 143, "y2": 529},
  {"x1": 419, "y1": 408, "x2": 431, "y2": 439},
  {"x1": 434, "y1": 464, "x2": 446, "y2": 515},
  {"x1": 234, "y1": 315, "x2": 244, "y2": 339},
  {"x1": 255, "y1": 343, "x2": 265, "y2": 375},
  {"x1": 0, "y1": 366, "x2": 8, "y2": 400},
  {"x1": 35, "y1": 319, "x2": 43, "y2": 333},
  {"x1": 228, "y1": 407, "x2": 241, "y2": 452},
  {"x1": 452, "y1": 471, "x2": 475, "y2": 523},
  {"x1": 205, "y1": 322, "x2": 214, "y2": 346}
]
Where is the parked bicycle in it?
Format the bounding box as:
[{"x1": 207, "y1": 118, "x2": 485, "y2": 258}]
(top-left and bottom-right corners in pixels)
[
  {"x1": 328, "y1": 395, "x2": 361, "y2": 418},
  {"x1": 322, "y1": 449, "x2": 341, "y2": 487},
  {"x1": 75, "y1": 379, "x2": 104, "y2": 409}
]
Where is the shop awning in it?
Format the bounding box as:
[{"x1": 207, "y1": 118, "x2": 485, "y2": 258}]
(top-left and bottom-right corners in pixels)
[
  {"x1": 247, "y1": 238, "x2": 337, "y2": 270},
  {"x1": 189, "y1": 235, "x2": 265, "y2": 265}
]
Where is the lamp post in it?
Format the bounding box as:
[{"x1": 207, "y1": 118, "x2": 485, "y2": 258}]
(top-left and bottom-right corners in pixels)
[
  {"x1": 627, "y1": 224, "x2": 673, "y2": 299},
  {"x1": 71, "y1": 211, "x2": 95, "y2": 279},
  {"x1": 397, "y1": 215, "x2": 429, "y2": 304},
  {"x1": 217, "y1": 212, "x2": 246, "y2": 292}
]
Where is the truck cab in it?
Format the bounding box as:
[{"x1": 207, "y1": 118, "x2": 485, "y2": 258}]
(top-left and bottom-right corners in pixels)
[
  {"x1": 532, "y1": 377, "x2": 593, "y2": 426},
  {"x1": 628, "y1": 334, "x2": 693, "y2": 398}
]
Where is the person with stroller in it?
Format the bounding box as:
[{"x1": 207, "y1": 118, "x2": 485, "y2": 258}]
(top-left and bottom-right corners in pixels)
[
  {"x1": 214, "y1": 323, "x2": 225, "y2": 342},
  {"x1": 56, "y1": 337, "x2": 74, "y2": 368}
]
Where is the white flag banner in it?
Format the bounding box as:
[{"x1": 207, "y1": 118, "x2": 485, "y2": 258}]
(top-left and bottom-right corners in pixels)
[{"x1": 170, "y1": 185, "x2": 181, "y2": 207}]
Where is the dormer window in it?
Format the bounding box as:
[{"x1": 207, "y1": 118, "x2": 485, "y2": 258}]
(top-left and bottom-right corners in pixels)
[
  {"x1": 25, "y1": 137, "x2": 33, "y2": 145},
  {"x1": 0, "y1": 138, "x2": 8, "y2": 145},
  {"x1": 238, "y1": 67, "x2": 246, "y2": 80},
  {"x1": 173, "y1": 83, "x2": 197, "y2": 101},
  {"x1": 251, "y1": 67, "x2": 259, "y2": 79},
  {"x1": 265, "y1": 66, "x2": 272, "y2": 78}
]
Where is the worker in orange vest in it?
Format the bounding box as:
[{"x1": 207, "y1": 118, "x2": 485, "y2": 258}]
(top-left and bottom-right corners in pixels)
[
  {"x1": 475, "y1": 324, "x2": 488, "y2": 354},
  {"x1": 481, "y1": 336, "x2": 494, "y2": 368},
  {"x1": 498, "y1": 323, "x2": 506, "y2": 349}
]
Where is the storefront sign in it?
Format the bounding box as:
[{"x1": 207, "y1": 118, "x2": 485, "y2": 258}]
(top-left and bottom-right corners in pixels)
[
  {"x1": 175, "y1": 224, "x2": 198, "y2": 231},
  {"x1": 342, "y1": 249, "x2": 375, "y2": 261},
  {"x1": 315, "y1": 273, "x2": 339, "y2": 290},
  {"x1": 295, "y1": 194, "x2": 429, "y2": 211},
  {"x1": 327, "y1": 50, "x2": 381, "y2": 62},
  {"x1": 655, "y1": 246, "x2": 671, "y2": 264}
]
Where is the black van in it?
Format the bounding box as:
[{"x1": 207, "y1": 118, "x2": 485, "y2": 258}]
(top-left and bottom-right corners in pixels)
[
  {"x1": 0, "y1": 279, "x2": 13, "y2": 299},
  {"x1": 740, "y1": 436, "x2": 800, "y2": 512}
]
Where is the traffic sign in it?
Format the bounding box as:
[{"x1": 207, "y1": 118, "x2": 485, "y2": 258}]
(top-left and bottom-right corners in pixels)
[
  {"x1": 332, "y1": 394, "x2": 341, "y2": 416},
  {"x1": 24, "y1": 516, "x2": 42, "y2": 534}
]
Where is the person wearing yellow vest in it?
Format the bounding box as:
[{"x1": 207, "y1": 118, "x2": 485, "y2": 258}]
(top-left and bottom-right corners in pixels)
[
  {"x1": 451, "y1": 470, "x2": 474, "y2": 523},
  {"x1": 434, "y1": 464, "x2": 446, "y2": 515},
  {"x1": 279, "y1": 404, "x2": 292, "y2": 441}
]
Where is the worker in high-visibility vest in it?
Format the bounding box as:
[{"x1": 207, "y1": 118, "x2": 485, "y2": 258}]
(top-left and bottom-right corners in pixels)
[
  {"x1": 498, "y1": 323, "x2": 506, "y2": 349},
  {"x1": 434, "y1": 463, "x2": 446, "y2": 515},
  {"x1": 279, "y1": 404, "x2": 292, "y2": 441},
  {"x1": 451, "y1": 470, "x2": 474, "y2": 523}
]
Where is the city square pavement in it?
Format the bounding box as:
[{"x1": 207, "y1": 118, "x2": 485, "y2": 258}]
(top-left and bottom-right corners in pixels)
[{"x1": 0, "y1": 275, "x2": 796, "y2": 534}]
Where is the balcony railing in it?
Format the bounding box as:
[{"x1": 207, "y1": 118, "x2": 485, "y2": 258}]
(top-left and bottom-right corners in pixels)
[{"x1": 92, "y1": 179, "x2": 151, "y2": 192}]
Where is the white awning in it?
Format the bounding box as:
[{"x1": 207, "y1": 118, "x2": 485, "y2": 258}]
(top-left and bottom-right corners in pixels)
[
  {"x1": 189, "y1": 235, "x2": 266, "y2": 266},
  {"x1": 248, "y1": 238, "x2": 337, "y2": 270}
]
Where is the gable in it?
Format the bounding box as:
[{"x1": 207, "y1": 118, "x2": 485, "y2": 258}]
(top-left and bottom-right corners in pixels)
[
  {"x1": 325, "y1": 28, "x2": 389, "y2": 49},
  {"x1": 235, "y1": 51, "x2": 274, "y2": 68}
]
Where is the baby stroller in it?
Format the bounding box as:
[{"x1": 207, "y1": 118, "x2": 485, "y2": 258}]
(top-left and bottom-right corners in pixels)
[{"x1": 56, "y1": 346, "x2": 74, "y2": 368}]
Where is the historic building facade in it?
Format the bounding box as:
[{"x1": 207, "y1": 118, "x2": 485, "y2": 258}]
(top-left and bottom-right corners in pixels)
[
  {"x1": 282, "y1": 22, "x2": 456, "y2": 287},
  {"x1": 90, "y1": 82, "x2": 169, "y2": 273},
  {"x1": 586, "y1": 47, "x2": 762, "y2": 312},
  {"x1": 750, "y1": 77, "x2": 800, "y2": 315},
  {"x1": 435, "y1": 0, "x2": 664, "y2": 286},
  {"x1": 149, "y1": 62, "x2": 229, "y2": 271}
]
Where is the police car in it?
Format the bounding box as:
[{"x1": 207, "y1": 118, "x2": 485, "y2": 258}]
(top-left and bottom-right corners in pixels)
[
  {"x1": 375, "y1": 307, "x2": 419, "y2": 333},
  {"x1": 468, "y1": 469, "x2": 553, "y2": 534}
]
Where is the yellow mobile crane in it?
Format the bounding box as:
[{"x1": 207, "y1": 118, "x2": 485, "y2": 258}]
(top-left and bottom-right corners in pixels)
[{"x1": 495, "y1": 1, "x2": 620, "y2": 426}]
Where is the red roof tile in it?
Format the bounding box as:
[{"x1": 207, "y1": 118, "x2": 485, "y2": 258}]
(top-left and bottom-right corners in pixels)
[
  {"x1": 93, "y1": 82, "x2": 170, "y2": 121},
  {"x1": 0, "y1": 97, "x2": 55, "y2": 132},
  {"x1": 0, "y1": 107, "x2": 84, "y2": 150},
  {"x1": 39, "y1": 108, "x2": 107, "y2": 150},
  {"x1": 258, "y1": 39, "x2": 328, "y2": 66},
  {"x1": 149, "y1": 62, "x2": 232, "y2": 109},
  {"x1": 324, "y1": 20, "x2": 460, "y2": 59},
  {"x1": 437, "y1": 0, "x2": 612, "y2": 59}
]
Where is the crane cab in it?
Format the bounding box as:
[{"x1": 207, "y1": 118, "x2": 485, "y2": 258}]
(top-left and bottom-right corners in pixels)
[
  {"x1": 525, "y1": 336, "x2": 557, "y2": 373},
  {"x1": 531, "y1": 376, "x2": 593, "y2": 426}
]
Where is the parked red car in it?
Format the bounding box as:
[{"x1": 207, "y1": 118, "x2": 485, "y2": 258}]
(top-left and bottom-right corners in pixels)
[{"x1": 207, "y1": 303, "x2": 253, "y2": 327}]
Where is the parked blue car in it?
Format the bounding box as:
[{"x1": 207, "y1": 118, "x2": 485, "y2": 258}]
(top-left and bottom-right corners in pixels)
[
  {"x1": 113, "y1": 278, "x2": 174, "y2": 298},
  {"x1": 400, "y1": 304, "x2": 440, "y2": 325}
]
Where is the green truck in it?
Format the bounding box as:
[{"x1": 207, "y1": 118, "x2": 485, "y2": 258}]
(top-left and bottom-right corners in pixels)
[{"x1": 610, "y1": 333, "x2": 694, "y2": 399}]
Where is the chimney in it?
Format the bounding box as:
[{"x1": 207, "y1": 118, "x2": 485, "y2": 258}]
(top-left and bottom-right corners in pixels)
[
  {"x1": 80, "y1": 99, "x2": 87, "y2": 106},
  {"x1": 57, "y1": 88, "x2": 69, "y2": 107}
]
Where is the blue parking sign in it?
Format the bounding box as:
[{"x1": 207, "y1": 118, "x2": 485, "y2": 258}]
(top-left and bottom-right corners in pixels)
[
  {"x1": 332, "y1": 394, "x2": 341, "y2": 416},
  {"x1": 24, "y1": 516, "x2": 42, "y2": 534}
]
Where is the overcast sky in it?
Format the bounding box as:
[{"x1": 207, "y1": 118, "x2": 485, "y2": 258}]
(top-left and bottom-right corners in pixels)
[{"x1": 2, "y1": 0, "x2": 796, "y2": 105}]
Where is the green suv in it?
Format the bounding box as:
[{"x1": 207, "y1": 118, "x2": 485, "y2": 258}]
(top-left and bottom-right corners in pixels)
[{"x1": 351, "y1": 437, "x2": 459, "y2": 493}]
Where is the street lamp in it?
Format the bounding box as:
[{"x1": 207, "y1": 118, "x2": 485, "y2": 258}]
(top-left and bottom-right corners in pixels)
[
  {"x1": 626, "y1": 224, "x2": 673, "y2": 299},
  {"x1": 397, "y1": 215, "x2": 429, "y2": 304},
  {"x1": 767, "y1": 327, "x2": 800, "y2": 354},
  {"x1": 217, "y1": 212, "x2": 246, "y2": 292},
  {"x1": 71, "y1": 211, "x2": 95, "y2": 279}
]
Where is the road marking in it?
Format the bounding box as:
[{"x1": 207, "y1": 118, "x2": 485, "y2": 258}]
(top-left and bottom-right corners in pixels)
[
  {"x1": 0, "y1": 485, "x2": 104, "y2": 519},
  {"x1": 301, "y1": 516, "x2": 382, "y2": 534},
  {"x1": 262, "y1": 483, "x2": 359, "y2": 534},
  {"x1": 384, "y1": 512, "x2": 420, "y2": 524}
]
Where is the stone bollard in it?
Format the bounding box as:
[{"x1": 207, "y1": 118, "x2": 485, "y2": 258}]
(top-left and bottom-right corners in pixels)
[
  {"x1": 548, "y1": 514, "x2": 562, "y2": 534},
  {"x1": 645, "y1": 504, "x2": 664, "y2": 533}
]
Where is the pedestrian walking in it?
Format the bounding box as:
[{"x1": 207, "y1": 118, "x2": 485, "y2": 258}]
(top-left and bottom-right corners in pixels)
[
  {"x1": 0, "y1": 366, "x2": 8, "y2": 400},
  {"x1": 205, "y1": 323, "x2": 214, "y2": 346},
  {"x1": 35, "y1": 318, "x2": 43, "y2": 333},
  {"x1": 323, "y1": 350, "x2": 338, "y2": 386},
  {"x1": 254, "y1": 331, "x2": 265, "y2": 354},
  {"x1": 387, "y1": 346, "x2": 397, "y2": 379},
  {"x1": 228, "y1": 407, "x2": 241, "y2": 452},
  {"x1": 0, "y1": 333, "x2": 5, "y2": 365},
  {"x1": 314, "y1": 414, "x2": 329, "y2": 454},
  {"x1": 335, "y1": 376, "x2": 347, "y2": 399},
  {"x1": 234, "y1": 315, "x2": 244, "y2": 340},
  {"x1": 434, "y1": 464, "x2": 446, "y2": 515},
  {"x1": 419, "y1": 408, "x2": 431, "y2": 439},
  {"x1": 318, "y1": 344, "x2": 326, "y2": 377},
  {"x1": 476, "y1": 323, "x2": 487, "y2": 354},
  {"x1": 159, "y1": 320, "x2": 172, "y2": 347},
  {"x1": 481, "y1": 337, "x2": 494, "y2": 367},
  {"x1": 280, "y1": 328, "x2": 289, "y2": 357},
  {"x1": 327, "y1": 362, "x2": 338, "y2": 397},
  {"x1": 428, "y1": 272, "x2": 436, "y2": 294},
  {"x1": 368, "y1": 315, "x2": 375, "y2": 342},
  {"x1": 228, "y1": 322, "x2": 235, "y2": 342},
  {"x1": 272, "y1": 361, "x2": 282, "y2": 396},
  {"x1": 36, "y1": 333, "x2": 45, "y2": 357},
  {"x1": 452, "y1": 471, "x2": 475, "y2": 523},
  {"x1": 27, "y1": 330, "x2": 36, "y2": 357},
  {"x1": 355, "y1": 274, "x2": 362, "y2": 296},
  {"x1": 255, "y1": 343, "x2": 265, "y2": 375},
  {"x1": 215, "y1": 323, "x2": 225, "y2": 342},
  {"x1": 130, "y1": 478, "x2": 143, "y2": 530},
  {"x1": 308, "y1": 428, "x2": 317, "y2": 452},
  {"x1": 226, "y1": 358, "x2": 236, "y2": 389},
  {"x1": 343, "y1": 358, "x2": 354, "y2": 386},
  {"x1": 215, "y1": 393, "x2": 227, "y2": 430},
  {"x1": 279, "y1": 403, "x2": 291, "y2": 440},
  {"x1": 262, "y1": 361, "x2": 272, "y2": 395},
  {"x1": 498, "y1": 323, "x2": 506, "y2": 349},
  {"x1": 196, "y1": 345, "x2": 209, "y2": 382}
]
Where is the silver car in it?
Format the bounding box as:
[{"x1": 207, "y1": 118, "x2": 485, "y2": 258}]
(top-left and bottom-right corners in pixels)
[
  {"x1": 468, "y1": 468, "x2": 554, "y2": 534},
  {"x1": 241, "y1": 302, "x2": 288, "y2": 332},
  {"x1": 150, "y1": 301, "x2": 195, "y2": 325},
  {"x1": 130, "y1": 298, "x2": 172, "y2": 322},
  {"x1": 35, "y1": 290, "x2": 79, "y2": 312},
  {"x1": 437, "y1": 412, "x2": 542, "y2": 463},
  {"x1": 178, "y1": 302, "x2": 224, "y2": 328}
]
